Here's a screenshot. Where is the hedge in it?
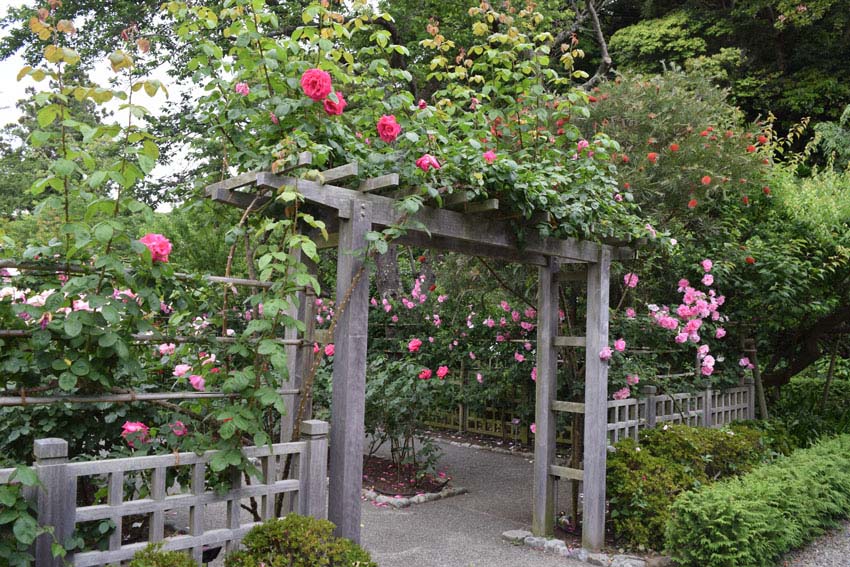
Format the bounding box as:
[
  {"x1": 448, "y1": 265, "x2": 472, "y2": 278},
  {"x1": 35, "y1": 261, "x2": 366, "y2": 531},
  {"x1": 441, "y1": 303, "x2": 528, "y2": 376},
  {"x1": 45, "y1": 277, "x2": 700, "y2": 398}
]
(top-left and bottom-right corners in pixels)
[{"x1": 665, "y1": 434, "x2": 850, "y2": 567}]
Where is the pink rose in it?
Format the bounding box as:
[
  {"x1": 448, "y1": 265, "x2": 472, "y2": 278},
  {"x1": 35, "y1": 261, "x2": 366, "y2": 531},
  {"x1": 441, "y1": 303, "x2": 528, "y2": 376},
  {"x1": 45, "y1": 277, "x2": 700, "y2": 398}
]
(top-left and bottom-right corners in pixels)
[
  {"x1": 300, "y1": 68, "x2": 332, "y2": 101},
  {"x1": 613, "y1": 387, "x2": 631, "y2": 400},
  {"x1": 530, "y1": 423, "x2": 537, "y2": 434},
  {"x1": 701, "y1": 259, "x2": 713, "y2": 272},
  {"x1": 121, "y1": 421, "x2": 150, "y2": 447},
  {"x1": 415, "y1": 153, "x2": 441, "y2": 172},
  {"x1": 531, "y1": 367, "x2": 537, "y2": 381},
  {"x1": 234, "y1": 82, "x2": 250, "y2": 96},
  {"x1": 188, "y1": 374, "x2": 205, "y2": 391},
  {"x1": 625, "y1": 308, "x2": 636, "y2": 318},
  {"x1": 323, "y1": 91, "x2": 347, "y2": 115},
  {"x1": 418, "y1": 368, "x2": 432, "y2": 380},
  {"x1": 170, "y1": 421, "x2": 188, "y2": 437},
  {"x1": 408, "y1": 338, "x2": 423, "y2": 353},
  {"x1": 139, "y1": 233, "x2": 172, "y2": 263},
  {"x1": 514, "y1": 352, "x2": 525, "y2": 363},
  {"x1": 436, "y1": 366, "x2": 449, "y2": 379},
  {"x1": 614, "y1": 338, "x2": 626, "y2": 352},
  {"x1": 626, "y1": 374, "x2": 640, "y2": 386},
  {"x1": 715, "y1": 327, "x2": 726, "y2": 339},
  {"x1": 702, "y1": 274, "x2": 714, "y2": 287},
  {"x1": 376, "y1": 114, "x2": 401, "y2": 143},
  {"x1": 324, "y1": 343, "x2": 335, "y2": 357},
  {"x1": 483, "y1": 150, "x2": 497, "y2": 164},
  {"x1": 476, "y1": 373, "x2": 483, "y2": 383},
  {"x1": 173, "y1": 364, "x2": 191, "y2": 377},
  {"x1": 158, "y1": 343, "x2": 176, "y2": 356},
  {"x1": 417, "y1": 99, "x2": 427, "y2": 109},
  {"x1": 599, "y1": 346, "x2": 613, "y2": 361},
  {"x1": 623, "y1": 272, "x2": 639, "y2": 288}
]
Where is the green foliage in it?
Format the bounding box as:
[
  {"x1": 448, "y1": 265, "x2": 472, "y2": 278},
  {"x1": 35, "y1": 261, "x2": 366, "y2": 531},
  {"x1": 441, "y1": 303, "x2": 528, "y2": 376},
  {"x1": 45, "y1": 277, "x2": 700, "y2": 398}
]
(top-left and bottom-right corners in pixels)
[
  {"x1": 607, "y1": 423, "x2": 781, "y2": 550},
  {"x1": 771, "y1": 376, "x2": 850, "y2": 446},
  {"x1": 609, "y1": 12, "x2": 707, "y2": 72},
  {"x1": 665, "y1": 434, "x2": 850, "y2": 567},
  {"x1": 224, "y1": 515, "x2": 376, "y2": 567},
  {"x1": 813, "y1": 105, "x2": 850, "y2": 169},
  {"x1": 129, "y1": 544, "x2": 197, "y2": 567},
  {"x1": 0, "y1": 465, "x2": 62, "y2": 567}
]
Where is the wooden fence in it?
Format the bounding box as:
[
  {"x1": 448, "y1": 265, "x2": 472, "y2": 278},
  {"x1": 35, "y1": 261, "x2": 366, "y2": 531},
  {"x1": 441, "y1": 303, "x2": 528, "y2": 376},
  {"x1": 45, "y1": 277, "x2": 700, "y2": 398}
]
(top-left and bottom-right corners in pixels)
[
  {"x1": 1, "y1": 420, "x2": 329, "y2": 567},
  {"x1": 427, "y1": 379, "x2": 755, "y2": 446}
]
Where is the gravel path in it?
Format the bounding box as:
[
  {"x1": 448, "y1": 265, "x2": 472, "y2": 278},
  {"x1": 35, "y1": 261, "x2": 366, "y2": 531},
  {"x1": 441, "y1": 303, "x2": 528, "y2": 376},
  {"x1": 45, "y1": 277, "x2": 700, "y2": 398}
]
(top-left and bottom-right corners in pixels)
[{"x1": 779, "y1": 520, "x2": 850, "y2": 567}]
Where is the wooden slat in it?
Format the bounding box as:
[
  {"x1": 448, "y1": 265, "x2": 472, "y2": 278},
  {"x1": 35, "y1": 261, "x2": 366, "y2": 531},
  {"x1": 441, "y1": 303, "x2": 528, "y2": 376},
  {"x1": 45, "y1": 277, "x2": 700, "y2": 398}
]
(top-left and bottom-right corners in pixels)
[
  {"x1": 550, "y1": 465, "x2": 584, "y2": 481},
  {"x1": 189, "y1": 462, "x2": 205, "y2": 563},
  {"x1": 357, "y1": 173, "x2": 399, "y2": 193},
  {"x1": 552, "y1": 400, "x2": 585, "y2": 414},
  {"x1": 149, "y1": 467, "x2": 166, "y2": 542},
  {"x1": 204, "y1": 171, "x2": 259, "y2": 194},
  {"x1": 459, "y1": 199, "x2": 499, "y2": 214},
  {"x1": 320, "y1": 162, "x2": 358, "y2": 185},
  {"x1": 107, "y1": 472, "x2": 123, "y2": 551},
  {"x1": 553, "y1": 336, "x2": 586, "y2": 348}
]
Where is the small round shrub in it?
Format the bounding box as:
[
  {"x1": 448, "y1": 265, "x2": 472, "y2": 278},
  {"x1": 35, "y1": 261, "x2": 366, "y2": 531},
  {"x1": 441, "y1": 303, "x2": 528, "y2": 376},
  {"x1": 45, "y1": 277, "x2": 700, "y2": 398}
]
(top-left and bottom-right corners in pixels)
[
  {"x1": 224, "y1": 514, "x2": 376, "y2": 567},
  {"x1": 129, "y1": 544, "x2": 197, "y2": 567}
]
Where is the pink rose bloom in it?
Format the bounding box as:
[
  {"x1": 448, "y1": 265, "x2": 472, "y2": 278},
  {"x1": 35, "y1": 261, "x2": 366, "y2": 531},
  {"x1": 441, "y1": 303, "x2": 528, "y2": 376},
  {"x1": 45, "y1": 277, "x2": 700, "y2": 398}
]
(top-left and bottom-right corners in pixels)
[
  {"x1": 436, "y1": 366, "x2": 449, "y2": 379},
  {"x1": 613, "y1": 387, "x2": 630, "y2": 400},
  {"x1": 577, "y1": 139, "x2": 590, "y2": 152},
  {"x1": 188, "y1": 374, "x2": 205, "y2": 391},
  {"x1": 408, "y1": 338, "x2": 423, "y2": 353},
  {"x1": 496, "y1": 334, "x2": 505, "y2": 342},
  {"x1": 158, "y1": 343, "x2": 176, "y2": 356},
  {"x1": 677, "y1": 279, "x2": 689, "y2": 291},
  {"x1": 476, "y1": 373, "x2": 483, "y2": 383},
  {"x1": 322, "y1": 344, "x2": 334, "y2": 357},
  {"x1": 483, "y1": 317, "x2": 495, "y2": 328},
  {"x1": 625, "y1": 307, "x2": 636, "y2": 319},
  {"x1": 524, "y1": 342, "x2": 533, "y2": 351},
  {"x1": 675, "y1": 332, "x2": 688, "y2": 343},
  {"x1": 234, "y1": 82, "x2": 250, "y2": 96},
  {"x1": 391, "y1": 315, "x2": 399, "y2": 322},
  {"x1": 438, "y1": 295, "x2": 447, "y2": 303},
  {"x1": 376, "y1": 114, "x2": 401, "y2": 143},
  {"x1": 483, "y1": 150, "x2": 497, "y2": 164},
  {"x1": 469, "y1": 352, "x2": 476, "y2": 360},
  {"x1": 313, "y1": 343, "x2": 320, "y2": 354},
  {"x1": 428, "y1": 336, "x2": 434, "y2": 343},
  {"x1": 139, "y1": 233, "x2": 172, "y2": 263},
  {"x1": 300, "y1": 68, "x2": 332, "y2": 101},
  {"x1": 323, "y1": 92, "x2": 347, "y2": 115},
  {"x1": 715, "y1": 327, "x2": 726, "y2": 339},
  {"x1": 614, "y1": 338, "x2": 626, "y2": 352},
  {"x1": 623, "y1": 273, "x2": 639, "y2": 288},
  {"x1": 173, "y1": 364, "x2": 191, "y2": 377},
  {"x1": 269, "y1": 111, "x2": 279, "y2": 125},
  {"x1": 417, "y1": 99, "x2": 427, "y2": 109},
  {"x1": 500, "y1": 301, "x2": 511, "y2": 311},
  {"x1": 698, "y1": 344, "x2": 710, "y2": 357},
  {"x1": 599, "y1": 346, "x2": 613, "y2": 361},
  {"x1": 415, "y1": 153, "x2": 441, "y2": 172},
  {"x1": 514, "y1": 352, "x2": 525, "y2": 363},
  {"x1": 170, "y1": 421, "x2": 188, "y2": 437},
  {"x1": 121, "y1": 421, "x2": 149, "y2": 447},
  {"x1": 626, "y1": 374, "x2": 640, "y2": 386},
  {"x1": 702, "y1": 274, "x2": 714, "y2": 287},
  {"x1": 418, "y1": 368, "x2": 432, "y2": 380},
  {"x1": 702, "y1": 355, "x2": 715, "y2": 368},
  {"x1": 511, "y1": 310, "x2": 521, "y2": 322},
  {"x1": 72, "y1": 299, "x2": 92, "y2": 311},
  {"x1": 530, "y1": 423, "x2": 537, "y2": 434},
  {"x1": 701, "y1": 366, "x2": 714, "y2": 376},
  {"x1": 701, "y1": 259, "x2": 713, "y2": 272},
  {"x1": 524, "y1": 307, "x2": 537, "y2": 319},
  {"x1": 520, "y1": 321, "x2": 534, "y2": 331},
  {"x1": 739, "y1": 357, "x2": 752, "y2": 368},
  {"x1": 531, "y1": 367, "x2": 537, "y2": 381}
]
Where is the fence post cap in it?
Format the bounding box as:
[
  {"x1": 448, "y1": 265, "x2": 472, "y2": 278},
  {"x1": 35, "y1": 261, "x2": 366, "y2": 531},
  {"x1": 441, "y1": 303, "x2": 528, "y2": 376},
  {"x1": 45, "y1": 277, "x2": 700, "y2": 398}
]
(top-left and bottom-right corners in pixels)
[
  {"x1": 301, "y1": 420, "x2": 329, "y2": 436},
  {"x1": 743, "y1": 377, "x2": 755, "y2": 385},
  {"x1": 33, "y1": 438, "x2": 68, "y2": 461},
  {"x1": 639, "y1": 385, "x2": 657, "y2": 395}
]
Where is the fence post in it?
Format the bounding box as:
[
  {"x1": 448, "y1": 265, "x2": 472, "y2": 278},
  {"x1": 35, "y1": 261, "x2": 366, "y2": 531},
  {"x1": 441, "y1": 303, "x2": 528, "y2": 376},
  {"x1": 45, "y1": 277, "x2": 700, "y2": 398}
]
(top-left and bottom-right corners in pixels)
[
  {"x1": 33, "y1": 438, "x2": 75, "y2": 567},
  {"x1": 744, "y1": 377, "x2": 756, "y2": 419},
  {"x1": 703, "y1": 382, "x2": 714, "y2": 428},
  {"x1": 641, "y1": 385, "x2": 657, "y2": 430},
  {"x1": 299, "y1": 420, "x2": 329, "y2": 520}
]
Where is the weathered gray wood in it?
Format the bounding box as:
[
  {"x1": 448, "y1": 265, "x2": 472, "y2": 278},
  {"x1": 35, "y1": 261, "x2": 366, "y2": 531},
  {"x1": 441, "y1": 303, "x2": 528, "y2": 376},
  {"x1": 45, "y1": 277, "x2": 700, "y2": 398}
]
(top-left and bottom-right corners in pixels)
[
  {"x1": 204, "y1": 171, "x2": 259, "y2": 194},
  {"x1": 358, "y1": 173, "x2": 399, "y2": 193},
  {"x1": 582, "y1": 248, "x2": 610, "y2": 552},
  {"x1": 261, "y1": 456, "x2": 275, "y2": 520},
  {"x1": 107, "y1": 471, "x2": 124, "y2": 551},
  {"x1": 641, "y1": 385, "x2": 657, "y2": 428},
  {"x1": 320, "y1": 162, "x2": 358, "y2": 185},
  {"x1": 457, "y1": 198, "x2": 499, "y2": 214},
  {"x1": 552, "y1": 400, "x2": 585, "y2": 414},
  {"x1": 328, "y1": 200, "x2": 371, "y2": 543},
  {"x1": 299, "y1": 420, "x2": 329, "y2": 520},
  {"x1": 226, "y1": 467, "x2": 243, "y2": 553},
  {"x1": 34, "y1": 439, "x2": 75, "y2": 567},
  {"x1": 549, "y1": 465, "x2": 584, "y2": 481},
  {"x1": 254, "y1": 173, "x2": 634, "y2": 263},
  {"x1": 703, "y1": 383, "x2": 713, "y2": 427},
  {"x1": 391, "y1": 230, "x2": 548, "y2": 266},
  {"x1": 532, "y1": 258, "x2": 559, "y2": 537},
  {"x1": 744, "y1": 377, "x2": 756, "y2": 420},
  {"x1": 189, "y1": 462, "x2": 205, "y2": 563},
  {"x1": 553, "y1": 336, "x2": 587, "y2": 348},
  {"x1": 149, "y1": 467, "x2": 166, "y2": 542},
  {"x1": 557, "y1": 267, "x2": 588, "y2": 282}
]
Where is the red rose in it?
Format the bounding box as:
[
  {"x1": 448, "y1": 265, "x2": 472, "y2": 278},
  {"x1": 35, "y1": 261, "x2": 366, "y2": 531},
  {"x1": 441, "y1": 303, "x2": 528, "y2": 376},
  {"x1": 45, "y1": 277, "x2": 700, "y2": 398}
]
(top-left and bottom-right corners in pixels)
[
  {"x1": 687, "y1": 199, "x2": 698, "y2": 209},
  {"x1": 377, "y1": 114, "x2": 401, "y2": 143},
  {"x1": 701, "y1": 175, "x2": 711, "y2": 186},
  {"x1": 757, "y1": 135, "x2": 768, "y2": 144},
  {"x1": 746, "y1": 145, "x2": 756, "y2": 153},
  {"x1": 669, "y1": 143, "x2": 679, "y2": 152},
  {"x1": 300, "y1": 68, "x2": 332, "y2": 101},
  {"x1": 647, "y1": 152, "x2": 659, "y2": 164},
  {"x1": 762, "y1": 186, "x2": 771, "y2": 195},
  {"x1": 745, "y1": 256, "x2": 755, "y2": 264},
  {"x1": 323, "y1": 92, "x2": 347, "y2": 115},
  {"x1": 742, "y1": 195, "x2": 749, "y2": 205}
]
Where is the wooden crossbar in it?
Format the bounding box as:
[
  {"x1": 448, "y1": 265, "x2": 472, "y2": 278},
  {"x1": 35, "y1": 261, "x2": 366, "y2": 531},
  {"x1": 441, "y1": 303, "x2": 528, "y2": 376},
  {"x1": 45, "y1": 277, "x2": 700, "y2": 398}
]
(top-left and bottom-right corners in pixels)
[
  {"x1": 549, "y1": 465, "x2": 584, "y2": 481},
  {"x1": 553, "y1": 336, "x2": 586, "y2": 347},
  {"x1": 551, "y1": 400, "x2": 585, "y2": 413}
]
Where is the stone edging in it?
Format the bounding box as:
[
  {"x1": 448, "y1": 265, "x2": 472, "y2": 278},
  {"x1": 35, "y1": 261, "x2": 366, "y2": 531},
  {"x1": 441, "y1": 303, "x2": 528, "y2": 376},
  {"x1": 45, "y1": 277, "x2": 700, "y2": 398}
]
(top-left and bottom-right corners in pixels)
[
  {"x1": 502, "y1": 530, "x2": 673, "y2": 567},
  {"x1": 362, "y1": 485, "x2": 469, "y2": 508}
]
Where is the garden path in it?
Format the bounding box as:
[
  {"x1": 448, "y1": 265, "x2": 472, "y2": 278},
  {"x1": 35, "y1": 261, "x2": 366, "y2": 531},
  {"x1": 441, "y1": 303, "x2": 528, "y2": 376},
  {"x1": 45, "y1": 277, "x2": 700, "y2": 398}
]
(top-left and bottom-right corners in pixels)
[
  {"x1": 780, "y1": 520, "x2": 850, "y2": 567},
  {"x1": 360, "y1": 439, "x2": 584, "y2": 567}
]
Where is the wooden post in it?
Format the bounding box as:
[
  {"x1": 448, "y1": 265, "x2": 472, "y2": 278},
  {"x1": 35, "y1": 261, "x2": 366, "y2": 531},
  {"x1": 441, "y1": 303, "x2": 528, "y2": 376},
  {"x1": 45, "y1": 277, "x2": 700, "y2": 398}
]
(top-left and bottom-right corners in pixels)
[
  {"x1": 532, "y1": 258, "x2": 560, "y2": 537},
  {"x1": 299, "y1": 420, "x2": 329, "y2": 520},
  {"x1": 744, "y1": 377, "x2": 756, "y2": 420},
  {"x1": 703, "y1": 382, "x2": 714, "y2": 428},
  {"x1": 582, "y1": 249, "x2": 610, "y2": 552},
  {"x1": 641, "y1": 385, "x2": 657, "y2": 429},
  {"x1": 328, "y1": 199, "x2": 371, "y2": 543},
  {"x1": 34, "y1": 438, "x2": 75, "y2": 567}
]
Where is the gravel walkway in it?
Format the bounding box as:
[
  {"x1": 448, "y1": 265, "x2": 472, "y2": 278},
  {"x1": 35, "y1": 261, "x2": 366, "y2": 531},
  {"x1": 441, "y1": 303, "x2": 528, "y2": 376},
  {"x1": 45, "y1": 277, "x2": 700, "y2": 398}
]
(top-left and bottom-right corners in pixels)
[{"x1": 779, "y1": 520, "x2": 850, "y2": 567}]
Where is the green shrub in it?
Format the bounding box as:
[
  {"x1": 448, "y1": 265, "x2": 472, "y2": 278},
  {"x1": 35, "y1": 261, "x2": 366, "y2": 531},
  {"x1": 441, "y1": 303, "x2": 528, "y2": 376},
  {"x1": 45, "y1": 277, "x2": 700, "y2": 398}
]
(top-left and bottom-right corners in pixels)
[
  {"x1": 129, "y1": 544, "x2": 197, "y2": 567},
  {"x1": 607, "y1": 424, "x2": 779, "y2": 550},
  {"x1": 665, "y1": 435, "x2": 850, "y2": 567},
  {"x1": 771, "y1": 377, "x2": 850, "y2": 445},
  {"x1": 224, "y1": 515, "x2": 376, "y2": 567}
]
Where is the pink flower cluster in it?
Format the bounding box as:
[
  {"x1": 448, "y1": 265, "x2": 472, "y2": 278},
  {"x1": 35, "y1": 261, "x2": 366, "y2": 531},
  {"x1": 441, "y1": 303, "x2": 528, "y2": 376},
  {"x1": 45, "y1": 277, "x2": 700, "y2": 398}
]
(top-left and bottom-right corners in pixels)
[
  {"x1": 300, "y1": 68, "x2": 347, "y2": 115},
  {"x1": 139, "y1": 233, "x2": 172, "y2": 263}
]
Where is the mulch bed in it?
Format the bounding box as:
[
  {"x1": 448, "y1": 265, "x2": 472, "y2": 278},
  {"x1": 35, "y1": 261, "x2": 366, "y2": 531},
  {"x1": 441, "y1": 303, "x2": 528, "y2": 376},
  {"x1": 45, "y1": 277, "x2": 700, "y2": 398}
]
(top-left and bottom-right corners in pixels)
[{"x1": 362, "y1": 454, "x2": 450, "y2": 497}]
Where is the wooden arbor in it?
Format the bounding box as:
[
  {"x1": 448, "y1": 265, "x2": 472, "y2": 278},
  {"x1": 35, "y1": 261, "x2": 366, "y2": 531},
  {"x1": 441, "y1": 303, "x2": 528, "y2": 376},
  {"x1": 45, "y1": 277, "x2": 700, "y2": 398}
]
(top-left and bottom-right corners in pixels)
[{"x1": 206, "y1": 159, "x2": 632, "y2": 551}]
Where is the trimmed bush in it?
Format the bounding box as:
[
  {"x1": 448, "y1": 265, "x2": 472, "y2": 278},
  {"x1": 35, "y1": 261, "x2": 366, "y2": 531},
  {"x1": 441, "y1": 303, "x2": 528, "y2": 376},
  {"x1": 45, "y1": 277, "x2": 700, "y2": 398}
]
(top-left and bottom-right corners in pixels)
[
  {"x1": 665, "y1": 435, "x2": 850, "y2": 567},
  {"x1": 129, "y1": 544, "x2": 197, "y2": 567},
  {"x1": 225, "y1": 514, "x2": 376, "y2": 567},
  {"x1": 607, "y1": 423, "x2": 780, "y2": 549}
]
